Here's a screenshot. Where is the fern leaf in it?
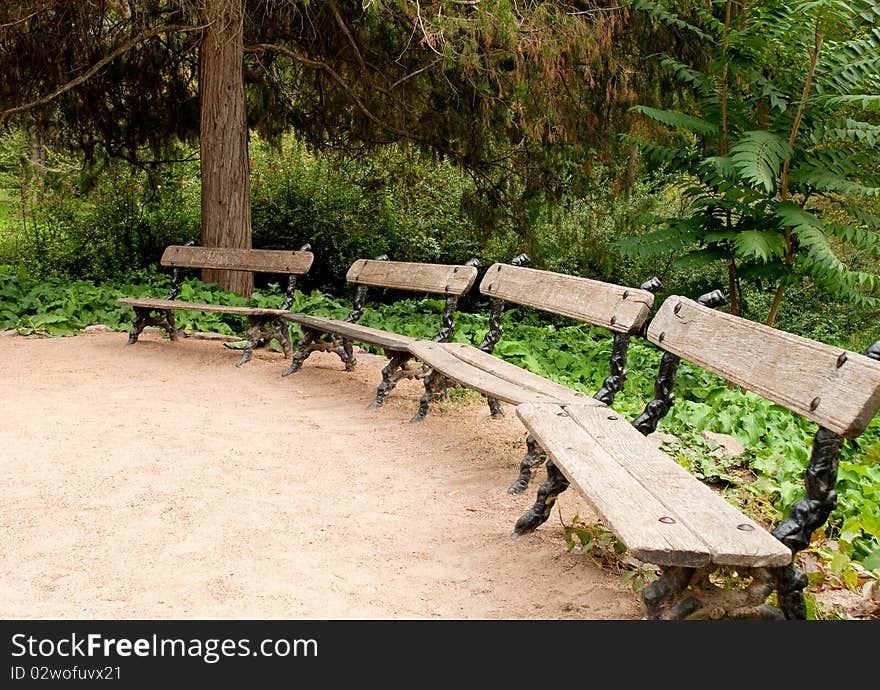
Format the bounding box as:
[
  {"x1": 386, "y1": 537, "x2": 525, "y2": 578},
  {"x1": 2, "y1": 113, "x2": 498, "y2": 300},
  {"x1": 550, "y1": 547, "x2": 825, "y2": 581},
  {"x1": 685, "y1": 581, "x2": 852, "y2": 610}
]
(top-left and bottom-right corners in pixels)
[
  {"x1": 629, "y1": 105, "x2": 719, "y2": 136},
  {"x1": 825, "y1": 94, "x2": 880, "y2": 110},
  {"x1": 730, "y1": 131, "x2": 792, "y2": 194},
  {"x1": 818, "y1": 118, "x2": 880, "y2": 146},
  {"x1": 631, "y1": 1, "x2": 712, "y2": 40},
  {"x1": 615, "y1": 223, "x2": 701, "y2": 258},
  {"x1": 801, "y1": 169, "x2": 880, "y2": 197},
  {"x1": 733, "y1": 231, "x2": 788, "y2": 263}
]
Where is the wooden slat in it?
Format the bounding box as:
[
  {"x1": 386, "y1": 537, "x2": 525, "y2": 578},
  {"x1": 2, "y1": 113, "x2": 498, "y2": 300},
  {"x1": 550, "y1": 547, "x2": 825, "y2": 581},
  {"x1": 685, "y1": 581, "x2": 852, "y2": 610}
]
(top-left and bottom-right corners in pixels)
[
  {"x1": 440, "y1": 341, "x2": 597, "y2": 405},
  {"x1": 284, "y1": 314, "x2": 415, "y2": 352},
  {"x1": 408, "y1": 341, "x2": 563, "y2": 405},
  {"x1": 478, "y1": 264, "x2": 655, "y2": 333},
  {"x1": 116, "y1": 298, "x2": 291, "y2": 318},
  {"x1": 345, "y1": 259, "x2": 478, "y2": 296},
  {"x1": 561, "y1": 403, "x2": 792, "y2": 567},
  {"x1": 648, "y1": 296, "x2": 880, "y2": 438},
  {"x1": 160, "y1": 246, "x2": 314, "y2": 274},
  {"x1": 516, "y1": 402, "x2": 713, "y2": 567}
]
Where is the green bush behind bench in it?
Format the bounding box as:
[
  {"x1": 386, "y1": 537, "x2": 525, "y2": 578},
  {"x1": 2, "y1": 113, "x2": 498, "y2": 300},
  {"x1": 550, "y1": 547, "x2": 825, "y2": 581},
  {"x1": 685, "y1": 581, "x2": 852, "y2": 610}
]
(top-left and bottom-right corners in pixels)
[{"x1": 2, "y1": 269, "x2": 878, "y2": 588}]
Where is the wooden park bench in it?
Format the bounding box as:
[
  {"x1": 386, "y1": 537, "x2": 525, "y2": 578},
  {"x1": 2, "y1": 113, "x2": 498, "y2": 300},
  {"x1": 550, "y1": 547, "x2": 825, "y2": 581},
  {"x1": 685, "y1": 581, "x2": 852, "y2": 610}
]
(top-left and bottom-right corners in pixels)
[
  {"x1": 279, "y1": 256, "x2": 480, "y2": 409},
  {"x1": 510, "y1": 290, "x2": 880, "y2": 620},
  {"x1": 405, "y1": 260, "x2": 662, "y2": 493},
  {"x1": 117, "y1": 243, "x2": 314, "y2": 367}
]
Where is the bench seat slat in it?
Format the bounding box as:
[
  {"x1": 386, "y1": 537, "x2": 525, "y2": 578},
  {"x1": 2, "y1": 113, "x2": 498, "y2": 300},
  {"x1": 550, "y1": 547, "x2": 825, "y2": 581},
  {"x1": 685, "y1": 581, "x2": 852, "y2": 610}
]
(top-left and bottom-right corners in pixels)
[
  {"x1": 439, "y1": 341, "x2": 593, "y2": 404},
  {"x1": 408, "y1": 341, "x2": 568, "y2": 405},
  {"x1": 516, "y1": 402, "x2": 713, "y2": 567},
  {"x1": 648, "y1": 297, "x2": 880, "y2": 438},
  {"x1": 116, "y1": 298, "x2": 291, "y2": 318},
  {"x1": 285, "y1": 314, "x2": 415, "y2": 352},
  {"x1": 479, "y1": 264, "x2": 654, "y2": 334},
  {"x1": 160, "y1": 246, "x2": 314, "y2": 274},
  {"x1": 518, "y1": 402, "x2": 793, "y2": 568},
  {"x1": 345, "y1": 259, "x2": 478, "y2": 296}
]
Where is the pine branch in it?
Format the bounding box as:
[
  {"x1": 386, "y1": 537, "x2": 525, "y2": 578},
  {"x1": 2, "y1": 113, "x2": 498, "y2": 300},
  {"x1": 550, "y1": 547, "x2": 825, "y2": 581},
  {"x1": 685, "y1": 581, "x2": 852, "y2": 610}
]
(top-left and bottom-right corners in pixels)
[
  {"x1": 0, "y1": 23, "x2": 207, "y2": 126},
  {"x1": 244, "y1": 42, "x2": 428, "y2": 145}
]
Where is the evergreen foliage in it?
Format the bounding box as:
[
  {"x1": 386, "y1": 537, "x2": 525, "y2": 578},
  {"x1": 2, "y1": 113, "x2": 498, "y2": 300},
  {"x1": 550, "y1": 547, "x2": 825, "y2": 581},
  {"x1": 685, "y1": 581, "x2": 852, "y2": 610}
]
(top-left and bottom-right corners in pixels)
[{"x1": 619, "y1": 0, "x2": 880, "y2": 323}]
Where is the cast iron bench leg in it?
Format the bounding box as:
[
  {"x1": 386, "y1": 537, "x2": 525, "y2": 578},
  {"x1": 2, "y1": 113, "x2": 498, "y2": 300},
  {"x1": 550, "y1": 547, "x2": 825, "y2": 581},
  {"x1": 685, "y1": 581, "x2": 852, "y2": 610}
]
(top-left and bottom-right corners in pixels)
[
  {"x1": 370, "y1": 352, "x2": 414, "y2": 409},
  {"x1": 127, "y1": 307, "x2": 177, "y2": 344},
  {"x1": 507, "y1": 434, "x2": 547, "y2": 495},
  {"x1": 511, "y1": 458, "x2": 569, "y2": 538},
  {"x1": 487, "y1": 397, "x2": 504, "y2": 418},
  {"x1": 236, "y1": 316, "x2": 267, "y2": 368},
  {"x1": 410, "y1": 368, "x2": 450, "y2": 422}
]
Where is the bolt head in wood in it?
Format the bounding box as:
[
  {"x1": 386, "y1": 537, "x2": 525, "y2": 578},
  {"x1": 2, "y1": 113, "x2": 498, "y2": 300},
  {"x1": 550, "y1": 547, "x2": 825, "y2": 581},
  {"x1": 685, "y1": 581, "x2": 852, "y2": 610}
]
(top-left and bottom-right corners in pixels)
[
  {"x1": 737, "y1": 524, "x2": 755, "y2": 531},
  {"x1": 674, "y1": 303, "x2": 682, "y2": 315},
  {"x1": 836, "y1": 352, "x2": 847, "y2": 368},
  {"x1": 659, "y1": 516, "x2": 676, "y2": 524},
  {"x1": 810, "y1": 397, "x2": 821, "y2": 411}
]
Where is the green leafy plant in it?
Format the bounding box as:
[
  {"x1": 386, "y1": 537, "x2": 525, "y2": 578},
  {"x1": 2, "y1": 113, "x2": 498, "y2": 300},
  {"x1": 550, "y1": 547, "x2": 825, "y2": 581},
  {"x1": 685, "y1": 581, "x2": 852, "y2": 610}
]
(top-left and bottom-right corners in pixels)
[
  {"x1": 562, "y1": 512, "x2": 660, "y2": 593},
  {"x1": 621, "y1": 0, "x2": 880, "y2": 325}
]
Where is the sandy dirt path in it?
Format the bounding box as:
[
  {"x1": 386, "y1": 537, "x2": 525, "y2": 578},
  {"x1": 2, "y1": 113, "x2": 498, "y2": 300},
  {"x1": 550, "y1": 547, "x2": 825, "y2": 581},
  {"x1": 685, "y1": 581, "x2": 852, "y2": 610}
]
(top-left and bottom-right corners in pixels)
[{"x1": 0, "y1": 330, "x2": 640, "y2": 620}]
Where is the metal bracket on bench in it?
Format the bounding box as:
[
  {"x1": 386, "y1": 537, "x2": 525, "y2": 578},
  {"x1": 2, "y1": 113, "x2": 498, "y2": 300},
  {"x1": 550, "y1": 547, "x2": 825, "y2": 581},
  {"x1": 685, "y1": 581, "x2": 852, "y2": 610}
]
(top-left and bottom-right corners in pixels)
[
  {"x1": 235, "y1": 242, "x2": 311, "y2": 367},
  {"x1": 283, "y1": 254, "x2": 388, "y2": 376},
  {"x1": 632, "y1": 289, "x2": 726, "y2": 436},
  {"x1": 410, "y1": 258, "x2": 483, "y2": 413},
  {"x1": 763, "y1": 340, "x2": 880, "y2": 619},
  {"x1": 479, "y1": 253, "x2": 529, "y2": 419}
]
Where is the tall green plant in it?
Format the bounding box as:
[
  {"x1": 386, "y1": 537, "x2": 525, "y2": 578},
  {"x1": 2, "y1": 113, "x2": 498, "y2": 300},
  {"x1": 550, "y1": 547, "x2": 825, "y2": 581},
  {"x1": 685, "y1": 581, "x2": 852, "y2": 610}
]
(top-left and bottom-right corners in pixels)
[{"x1": 620, "y1": 0, "x2": 880, "y2": 324}]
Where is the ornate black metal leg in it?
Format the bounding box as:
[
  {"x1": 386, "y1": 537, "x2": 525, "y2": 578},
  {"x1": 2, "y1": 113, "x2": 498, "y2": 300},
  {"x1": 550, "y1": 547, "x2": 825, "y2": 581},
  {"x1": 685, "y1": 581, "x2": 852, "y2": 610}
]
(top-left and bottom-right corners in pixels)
[
  {"x1": 487, "y1": 397, "x2": 504, "y2": 418},
  {"x1": 370, "y1": 352, "x2": 411, "y2": 409},
  {"x1": 283, "y1": 328, "x2": 321, "y2": 376},
  {"x1": 236, "y1": 319, "x2": 263, "y2": 368},
  {"x1": 127, "y1": 308, "x2": 176, "y2": 343},
  {"x1": 410, "y1": 369, "x2": 449, "y2": 422},
  {"x1": 511, "y1": 459, "x2": 570, "y2": 538},
  {"x1": 641, "y1": 567, "x2": 698, "y2": 620},
  {"x1": 276, "y1": 321, "x2": 293, "y2": 359},
  {"x1": 768, "y1": 425, "x2": 844, "y2": 619},
  {"x1": 162, "y1": 309, "x2": 177, "y2": 340},
  {"x1": 508, "y1": 434, "x2": 548, "y2": 495},
  {"x1": 594, "y1": 333, "x2": 631, "y2": 405},
  {"x1": 338, "y1": 338, "x2": 357, "y2": 371},
  {"x1": 127, "y1": 308, "x2": 150, "y2": 344}
]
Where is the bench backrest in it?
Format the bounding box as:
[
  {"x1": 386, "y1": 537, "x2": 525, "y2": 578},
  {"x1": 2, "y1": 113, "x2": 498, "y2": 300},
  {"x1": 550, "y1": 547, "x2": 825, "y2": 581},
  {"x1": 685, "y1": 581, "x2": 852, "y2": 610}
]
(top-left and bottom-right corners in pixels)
[
  {"x1": 345, "y1": 259, "x2": 478, "y2": 296},
  {"x1": 161, "y1": 245, "x2": 314, "y2": 275},
  {"x1": 647, "y1": 295, "x2": 880, "y2": 438},
  {"x1": 478, "y1": 263, "x2": 655, "y2": 334}
]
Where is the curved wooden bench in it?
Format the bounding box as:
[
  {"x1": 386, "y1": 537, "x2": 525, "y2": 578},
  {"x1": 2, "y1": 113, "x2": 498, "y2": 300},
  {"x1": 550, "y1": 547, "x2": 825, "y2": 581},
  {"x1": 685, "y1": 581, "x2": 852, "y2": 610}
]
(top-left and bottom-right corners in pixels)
[
  {"x1": 512, "y1": 292, "x2": 880, "y2": 620},
  {"x1": 117, "y1": 244, "x2": 314, "y2": 366}
]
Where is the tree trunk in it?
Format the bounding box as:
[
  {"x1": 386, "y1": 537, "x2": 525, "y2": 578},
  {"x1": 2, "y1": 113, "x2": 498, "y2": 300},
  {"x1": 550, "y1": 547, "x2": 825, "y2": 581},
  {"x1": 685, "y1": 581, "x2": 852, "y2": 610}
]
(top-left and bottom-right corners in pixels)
[{"x1": 198, "y1": 0, "x2": 253, "y2": 296}]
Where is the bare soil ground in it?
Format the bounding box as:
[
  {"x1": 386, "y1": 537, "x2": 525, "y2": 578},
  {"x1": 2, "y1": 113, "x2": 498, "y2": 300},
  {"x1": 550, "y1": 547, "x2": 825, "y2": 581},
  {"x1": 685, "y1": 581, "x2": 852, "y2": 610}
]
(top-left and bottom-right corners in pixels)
[{"x1": 0, "y1": 330, "x2": 640, "y2": 620}]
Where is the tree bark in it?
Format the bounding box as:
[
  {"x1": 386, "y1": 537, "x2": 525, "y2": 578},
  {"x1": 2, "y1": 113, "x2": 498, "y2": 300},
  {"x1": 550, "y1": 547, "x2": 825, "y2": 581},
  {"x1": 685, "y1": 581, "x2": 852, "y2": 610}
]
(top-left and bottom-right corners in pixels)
[{"x1": 198, "y1": 0, "x2": 253, "y2": 296}]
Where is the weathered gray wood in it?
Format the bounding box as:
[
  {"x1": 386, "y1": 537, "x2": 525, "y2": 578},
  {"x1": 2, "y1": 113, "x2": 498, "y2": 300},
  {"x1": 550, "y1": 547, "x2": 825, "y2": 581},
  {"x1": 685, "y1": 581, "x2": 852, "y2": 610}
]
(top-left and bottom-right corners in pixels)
[
  {"x1": 479, "y1": 263, "x2": 655, "y2": 333},
  {"x1": 560, "y1": 403, "x2": 792, "y2": 568},
  {"x1": 117, "y1": 297, "x2": 291, "y2": 318},
  {"x1": 345, "y1": 259, "x2": 478, "y2": 296},
  {"x1": 409, "y1": 341, "x2": 565, "y2": 405},
  {"x1": 516, "y1": 402, "x2": 714, "y2": 567},
  {"x1": 648, "y1": 296, "x2": 880, "y2": 438},
  {"x1": 160, "y1": 245, "x2": 314, "y2": 274},
  {"x1": 285, "y1": 314, "x2": 415, "y2": 352},
  {"x1": 440, "y1": 341, "x2": 597, "y2": 405}
]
